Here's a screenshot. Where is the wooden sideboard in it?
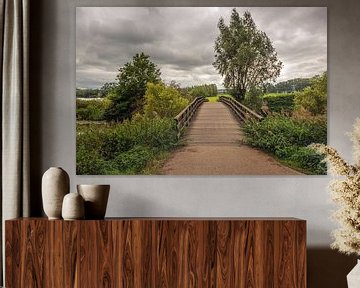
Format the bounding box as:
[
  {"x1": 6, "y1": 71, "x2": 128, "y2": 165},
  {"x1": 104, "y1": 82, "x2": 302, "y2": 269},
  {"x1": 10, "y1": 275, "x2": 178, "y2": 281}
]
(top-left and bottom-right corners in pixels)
[{"x1": 5, "y1": 218, "x2": 306, "y2": 287}]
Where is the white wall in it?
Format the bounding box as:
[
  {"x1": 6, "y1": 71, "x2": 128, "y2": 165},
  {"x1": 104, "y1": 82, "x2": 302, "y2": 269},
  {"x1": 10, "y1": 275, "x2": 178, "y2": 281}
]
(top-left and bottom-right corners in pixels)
[{"x1": 31, "y1": 0, "x2": 360, "y2": 248}]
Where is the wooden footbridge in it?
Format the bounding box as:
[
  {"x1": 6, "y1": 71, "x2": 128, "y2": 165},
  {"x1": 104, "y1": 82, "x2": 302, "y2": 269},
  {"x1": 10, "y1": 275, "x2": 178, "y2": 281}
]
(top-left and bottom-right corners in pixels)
[
  {"x1": 174, "y1": 96, "x2": 263, "y2": 145},
  {"x1": 161, "y1": 96, "x2": 302, "y2": 175}
]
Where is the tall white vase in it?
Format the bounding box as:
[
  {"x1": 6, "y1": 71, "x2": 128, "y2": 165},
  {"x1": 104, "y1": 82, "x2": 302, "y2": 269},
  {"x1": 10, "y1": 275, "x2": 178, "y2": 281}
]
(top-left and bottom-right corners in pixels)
[
  {"x1": 347, "y1": 260, "x2": 360, "y2": 288},
  {"x1": 42, "y1": 167, "x2": 70, "y2": 219}
]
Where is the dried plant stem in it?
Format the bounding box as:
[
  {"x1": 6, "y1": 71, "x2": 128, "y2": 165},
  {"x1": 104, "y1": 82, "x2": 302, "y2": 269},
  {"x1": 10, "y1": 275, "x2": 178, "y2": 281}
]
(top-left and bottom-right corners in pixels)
[{"x1": 310, "y1": 118, "x2": 360, "y2": 256}]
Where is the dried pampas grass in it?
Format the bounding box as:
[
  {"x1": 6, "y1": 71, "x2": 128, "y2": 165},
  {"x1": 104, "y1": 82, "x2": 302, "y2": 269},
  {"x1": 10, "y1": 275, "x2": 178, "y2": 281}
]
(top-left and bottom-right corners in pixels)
[{"x1": 310, "y1": 118, "x2": 360, "y2": 256}]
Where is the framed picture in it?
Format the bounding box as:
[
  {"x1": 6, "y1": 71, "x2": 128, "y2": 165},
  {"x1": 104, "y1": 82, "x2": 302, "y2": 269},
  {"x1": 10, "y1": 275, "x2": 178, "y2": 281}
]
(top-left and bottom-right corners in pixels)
[{"x1": 76, "y1": 7, "x2": 327, "y2": 175}]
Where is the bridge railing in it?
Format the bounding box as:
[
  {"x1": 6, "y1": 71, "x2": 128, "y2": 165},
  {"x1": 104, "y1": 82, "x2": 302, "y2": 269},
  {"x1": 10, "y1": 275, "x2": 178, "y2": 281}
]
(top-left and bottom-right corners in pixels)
[
  {"x1": 219, "y1": 96, "x2": 263, "y2": 122},
  {"x1": 174, "y1": 96, "x2": 206, "y2": 138}
]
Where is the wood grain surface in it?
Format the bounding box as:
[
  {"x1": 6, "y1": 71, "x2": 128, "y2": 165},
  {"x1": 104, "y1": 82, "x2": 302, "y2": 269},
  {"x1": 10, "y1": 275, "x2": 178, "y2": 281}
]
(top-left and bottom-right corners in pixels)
[{"x1": 6, "y1": 218, "x2": 306, "y2": 287}]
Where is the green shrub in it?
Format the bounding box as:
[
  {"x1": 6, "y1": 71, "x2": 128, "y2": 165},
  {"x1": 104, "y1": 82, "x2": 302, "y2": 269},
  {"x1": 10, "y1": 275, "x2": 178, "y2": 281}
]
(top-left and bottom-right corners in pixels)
[
  {"x1": 76, "y1": 98, "x2": 111, "y2": 121},
  {"x1": 294, "y1": 73, "x2": 327, "y2": 115},
  {"x1": 76, "y1": 117, "x2": 178, "y2": 175},
  {"x1": 100, "y1": 131, "x2": 134, "y2": 160},
  {"x1": 114, "y1": 146, "x2": 154, "y2": 174},
  {"x1": 243, "y1": 115, "x2": 327, "y2": 174},
  {"x1": 143, "y1": 83, "x2": 189, "y2": 118},
  {"x1": 76, "y1": 108, "x2": 93, "y2": 121},
  {"x1": 262, "y1": 93, "x2": 295, "y2": 113},
  {"x1": 288, "y1": 147, "x2": 326, "y2": 175},
  {"x1": 76, "y1": 125, "x2": 112, "y2": 174},
  {"x1": 76, "y1": 125, "x2": 108, "y2": 151},
  {"x1": 76, "y1": 146, "x2": 112, "y2": 175}
]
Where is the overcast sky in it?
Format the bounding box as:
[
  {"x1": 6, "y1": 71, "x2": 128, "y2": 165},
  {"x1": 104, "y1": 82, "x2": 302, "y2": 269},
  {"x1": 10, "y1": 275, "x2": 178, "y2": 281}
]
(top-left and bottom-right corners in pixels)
[{"x1": 76, "y1": 7, "x2": 327, "y2": 89}]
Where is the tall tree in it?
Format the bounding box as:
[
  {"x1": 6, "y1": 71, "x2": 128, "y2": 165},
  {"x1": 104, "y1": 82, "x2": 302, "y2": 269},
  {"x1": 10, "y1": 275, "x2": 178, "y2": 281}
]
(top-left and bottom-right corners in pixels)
[
  {"x1": 104, "y1": 52, "x2": 161, "y2": 121},
  {"x1": 213, "y1": 9, "x2": 282, "y2": 101}
]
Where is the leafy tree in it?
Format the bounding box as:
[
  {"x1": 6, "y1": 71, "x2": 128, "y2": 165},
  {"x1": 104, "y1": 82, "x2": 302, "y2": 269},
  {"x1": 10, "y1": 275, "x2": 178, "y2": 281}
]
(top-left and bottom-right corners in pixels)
[
  {"x1": 104, "y1": 53, "x2": 161, "y2": 121},
  {"x1": 213, "y1": 9, "x2": 282, "y2": 101},
  {"x1": 243, "y1": 85, "x2": 264, "y2": 111},
  {"x1": 99, "y1": 82, "x2": 117, "y2": 98},
  {"x1": 294, "y1": 72, "x2": 327, "y2": 115},
  {"x1": 143, "y1": 83, "x2": 189, "y2": 118}
]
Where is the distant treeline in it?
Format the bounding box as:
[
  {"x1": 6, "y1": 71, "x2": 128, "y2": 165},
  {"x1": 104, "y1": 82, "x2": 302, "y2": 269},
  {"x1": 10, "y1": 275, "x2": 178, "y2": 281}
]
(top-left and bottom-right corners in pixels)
[
  {"x1": 77, "y1": 82, "x2": 218, "y2": 99},
  {"x1": 264, "y1": 78, "x2": 312, "y2": 93},
  {"x1": 183, "y1": 84, "x2": 217, "y2": 98},
  {"x1": 76, "y1": 82, "x2": 117, "y2": 98},
  {"x1": 77, "y1": 78, "x2": 312, "y2": 99}
]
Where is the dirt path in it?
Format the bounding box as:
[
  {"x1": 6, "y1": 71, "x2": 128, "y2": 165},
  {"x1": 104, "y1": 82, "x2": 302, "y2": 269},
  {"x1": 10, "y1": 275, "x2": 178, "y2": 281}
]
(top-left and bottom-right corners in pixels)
[{"x1": 161, "y1": 102, "x2": 302, "y2": 175}]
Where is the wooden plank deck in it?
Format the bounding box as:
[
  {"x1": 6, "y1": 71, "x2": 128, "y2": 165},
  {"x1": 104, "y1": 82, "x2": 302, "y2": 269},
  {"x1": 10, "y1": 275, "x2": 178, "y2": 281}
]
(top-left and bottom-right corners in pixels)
[{"x1": 184, "y1": 102, "x2": 244, "y2": 146}]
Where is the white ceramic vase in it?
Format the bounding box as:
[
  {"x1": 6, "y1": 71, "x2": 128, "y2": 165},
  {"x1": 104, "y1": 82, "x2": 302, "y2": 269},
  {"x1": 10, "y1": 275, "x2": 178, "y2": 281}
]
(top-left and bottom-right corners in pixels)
[
  {"x1": 42, "y1": 167, "x2": 70, "y2": 219},
  {"x1": 77, "y1": 184, "x2": 110, "y2": 219},
  {"x1": 347, "y1": 259, "x2": 360, "y2": 288},
  {"x1": 62, "y1": 192, "x2": 85, "y2": 220}
]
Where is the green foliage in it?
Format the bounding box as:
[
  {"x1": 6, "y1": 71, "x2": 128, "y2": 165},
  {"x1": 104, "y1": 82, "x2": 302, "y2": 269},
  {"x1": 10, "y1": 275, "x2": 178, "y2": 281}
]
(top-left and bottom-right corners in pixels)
[
  {"x1": 207, "y1": 96, "x2": 219, "y2": 102},
  {"x1": 213, "y1": 9, "x2": 282, "y2": 100},
  {"x1": 143, "y1": 83, "x2": 189, "y2": 118},
  {"x1": 277, "y1": 147, "x2": 326, "y2": 175},
  {"x1": 76, "y1": 126, "x2": 113, "y2": 174},
  {"x1": 262, "y1": 93, "x2": 295, "y2": 113},
  {"x1": 186, "y1": 84, "x2": 218, "y2": 98},
  {"x1": 76, "y1": 98, "x2": 111, "y2": 121},
  {"x1": 294, "y1": 72, "x2": 327, "y2": 115},
  {"x1": 243, "y1": 115, "x2": 327, "y2": 174},
  {"x1": 99, "y1": 82, "x2": 117, "y2": 98},
  {"x1": 243, "y1": 86, "x2": 264, "y2": 111},
  {"x1": 76, "y1": 88, "x2": 100, "y2": 98},
  {"x1": 76, "y1": 117, "x2": 178, "y2": 175},
  {"x1": 104, "y1": 53, "x2": 161, "y2": 122},
  {"x1": 76, "y1": 145, "x2": 111, "y2": 175},
  {"x1": 99, "y1": 117, "x2": 178, "y2": 161},
  {"x1": 114, "y1": 146, "x2": 154, "y2": 174}
]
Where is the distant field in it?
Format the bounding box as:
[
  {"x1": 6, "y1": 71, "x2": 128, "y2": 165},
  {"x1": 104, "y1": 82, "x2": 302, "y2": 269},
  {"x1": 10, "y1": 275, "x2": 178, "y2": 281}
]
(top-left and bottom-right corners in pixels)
[{"x1": 206, "y1": 96, "x2": 219, "y2": 102}]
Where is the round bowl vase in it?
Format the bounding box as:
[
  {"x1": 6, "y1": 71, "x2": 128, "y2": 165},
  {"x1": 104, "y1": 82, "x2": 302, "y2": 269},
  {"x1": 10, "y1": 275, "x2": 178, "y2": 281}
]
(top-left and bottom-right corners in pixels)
[
  {"x1": 62, "y1": 192, "x2": 85, "y2": 220},
  {"x1": 77, "y1": 184, "x2": 110, "y2": 219},
  {"x1": 42, "y1": 167, "x2": 70, "y2": 219}
]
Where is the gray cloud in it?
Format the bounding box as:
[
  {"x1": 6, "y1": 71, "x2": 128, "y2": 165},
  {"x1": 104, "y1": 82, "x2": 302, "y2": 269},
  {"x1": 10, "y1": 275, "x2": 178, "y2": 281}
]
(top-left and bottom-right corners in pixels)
[{"x1": 76, "y1": 7, "x2": 327, "y2": 88}]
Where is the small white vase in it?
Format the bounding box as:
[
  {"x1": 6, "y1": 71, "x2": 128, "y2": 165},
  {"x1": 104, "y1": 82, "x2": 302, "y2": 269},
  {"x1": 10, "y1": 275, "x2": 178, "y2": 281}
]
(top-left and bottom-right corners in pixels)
[
  {"x1": 42, "y1": 167, "x2": 70, "y2": 219},
  {"x1": 347, "y1": 259, "x2": 360, "y2": 288},
  {"x1": 77, "y1": 184, "x2": 110, "y2": 219},
  {"x1": 62, "y1": 192, "x2": 85, "y2": 220}
]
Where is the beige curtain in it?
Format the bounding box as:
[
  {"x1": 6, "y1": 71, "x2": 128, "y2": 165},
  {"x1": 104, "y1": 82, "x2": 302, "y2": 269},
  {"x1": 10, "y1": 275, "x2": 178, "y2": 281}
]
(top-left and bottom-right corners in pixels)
[{"x1": 0, "y1": 0, "x2": 30, "y2": 284}]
